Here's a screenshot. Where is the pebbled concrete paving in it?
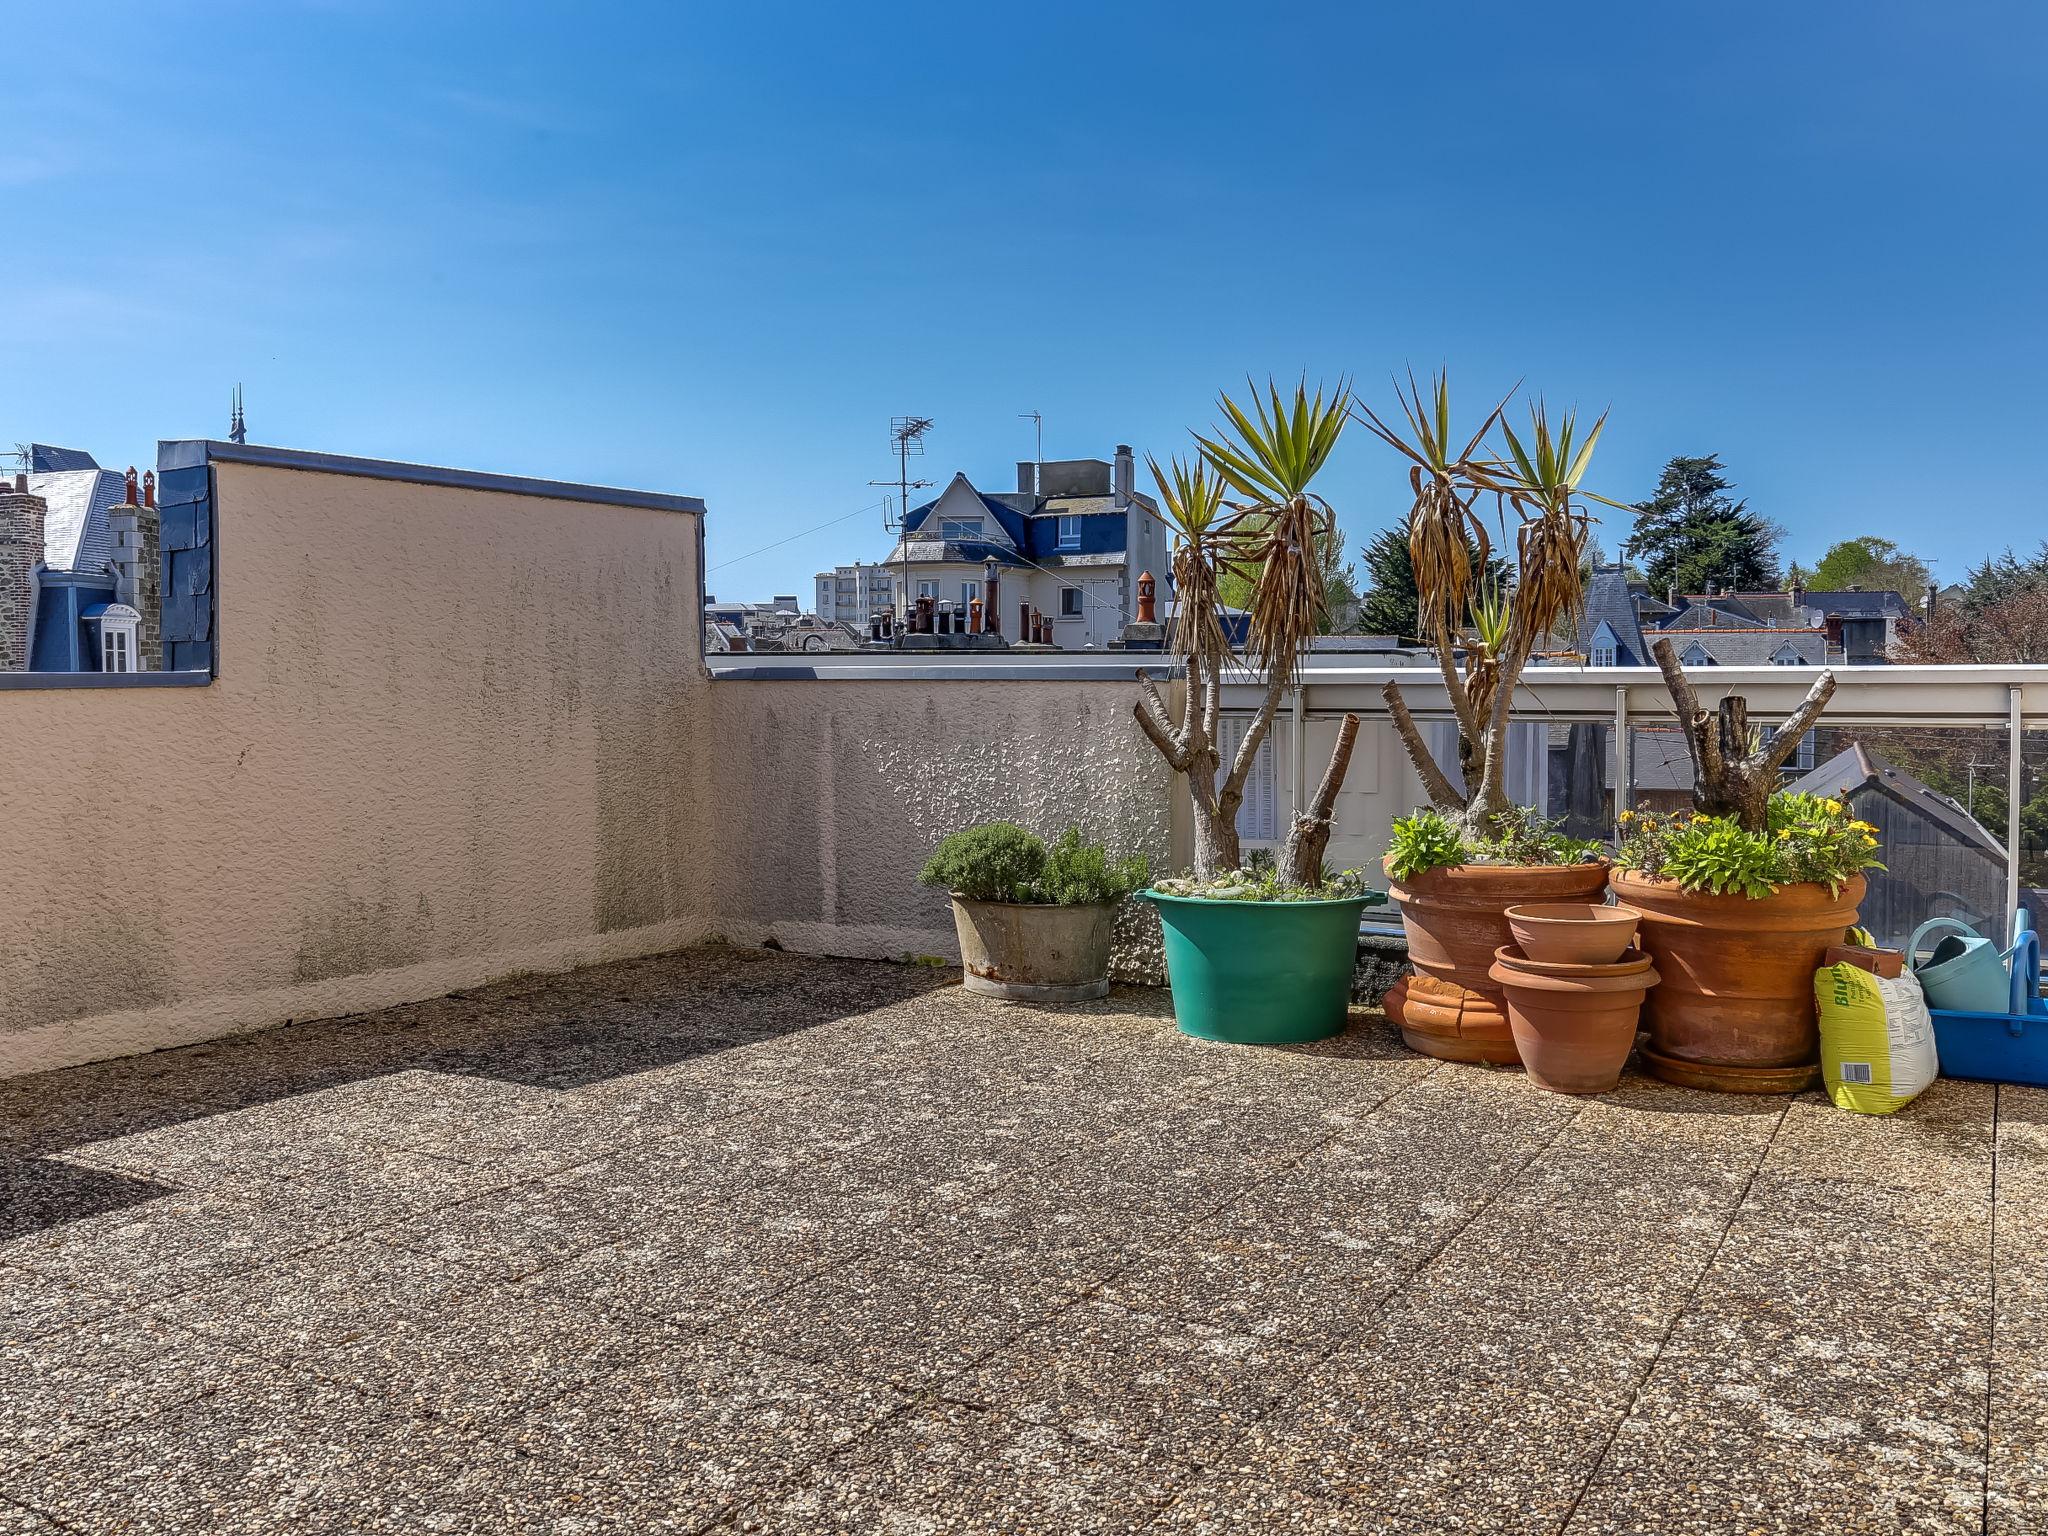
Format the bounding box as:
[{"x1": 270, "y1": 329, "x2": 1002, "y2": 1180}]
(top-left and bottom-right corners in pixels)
[{"x1": 0, "y1": 943, "x2": 2038, "y2": 1534}]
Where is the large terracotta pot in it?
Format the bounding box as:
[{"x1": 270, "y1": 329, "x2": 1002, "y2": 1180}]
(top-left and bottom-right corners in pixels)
[
  {"x1": 1609, "y1": 871, "x2": 1866, "y2": 1093},
  {"x1": 1381, "y1": 858, "x2": 1613, "y2": 1064},
  {"x1": 1489, "y1": 945, "x2": 1658, "y2": 1095}
]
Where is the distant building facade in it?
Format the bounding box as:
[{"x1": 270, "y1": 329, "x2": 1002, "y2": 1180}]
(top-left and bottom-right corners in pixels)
[
  {"x1": 1579, "y1": 567, "x2": 1916, "y2": 669},
  {"x1": 0, "y1": 446, "x2": 161, "y2": 673},
  {"x1": 820, "y1": 444, "x2": 1172, "y2": 650}
]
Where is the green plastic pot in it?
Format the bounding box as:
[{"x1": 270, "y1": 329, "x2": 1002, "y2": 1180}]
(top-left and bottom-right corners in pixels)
[{"x1": 1140, "y1": 890, "x2": 1377, "y2": 1044}]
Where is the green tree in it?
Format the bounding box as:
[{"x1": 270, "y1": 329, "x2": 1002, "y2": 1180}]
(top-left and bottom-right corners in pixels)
[
  {"x1": 1808, "y1": 536, "x2": 1932, "y2": 600},
  {"x1": 1355, "y1": 524, "x2": 1509, "y2": 638},
  {"x1": 1630, "y1": 454, "x2": 1781, "y2": 594}
]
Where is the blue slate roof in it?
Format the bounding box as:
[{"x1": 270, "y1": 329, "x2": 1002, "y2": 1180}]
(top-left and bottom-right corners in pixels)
[
  {"x1": 24, "y1": 446, "x2": 124, "y2": 574},
  {"x1": 1578, "y1": 567, "x2": 1649, "y2": 664}
]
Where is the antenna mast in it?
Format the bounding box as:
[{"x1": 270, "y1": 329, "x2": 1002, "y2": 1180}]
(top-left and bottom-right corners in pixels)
[
  {"x1": 871, "y1": 416, "x2": 933, "y2": 624},
  {"x1": 1018, "y1": 410, "x2": 1042, "y2": 471}
]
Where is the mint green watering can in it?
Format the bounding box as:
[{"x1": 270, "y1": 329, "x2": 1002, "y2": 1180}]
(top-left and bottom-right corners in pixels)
[{"x1": 1909, "y1": 916, "x2": 2025, "y2": 1014}]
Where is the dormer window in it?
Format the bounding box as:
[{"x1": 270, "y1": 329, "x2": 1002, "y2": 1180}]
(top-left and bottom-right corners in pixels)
[
  {"x1": 1681, "y1": 642, "x2": 1712, "y2": 667},
  {"x1": 1057, "y1": 516, "x2": 1081, "y2": 550},
  {"x1": 1590, "y1": 642, "x2": 1617, "y2": 667},
  {"x1": 939, "y1": 518, "x2": 983, "y2": 541},
  {"x1": 1771, "y1": 645, "x2": 1802, "y2": 666},
  {"x1": 85, "y1": 602, "x2": 142, "y2": 674}
]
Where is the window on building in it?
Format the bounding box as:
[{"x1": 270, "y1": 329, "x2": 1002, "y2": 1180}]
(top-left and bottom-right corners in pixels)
[
  {"x1": 1681, "y1": 642, "x2": 1712, "y2": 667},
  {"x1": 939, "y1": 518, "x2": 983, "y2": 540},
  {"x1": 1057, "y1": 516, "x2": 1081, "y2": 550},
  {"x1": 917, "y1": 580, "x2": 941, "y2": 599},
  {"x1": 1772, "y1": 646, "x2": 1802, "y2": 665},
  {"x1": 1216, "y1": 716, "x2": 1280, "y2": 843},
  {"x1": 1059, "y1": 586, "x2": 1084, "y2": 619},
  {"x1": 95, "y1": 604, "x2": 141, "y2": 674},
  {"x1": 1590, "y1": 643, "x2": 1617, "y2": 667},
  {"x1": 960, "y1": 580, "x2": 980, "y2": 608}
]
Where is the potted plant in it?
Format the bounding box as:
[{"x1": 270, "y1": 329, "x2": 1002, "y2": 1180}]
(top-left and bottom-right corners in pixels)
[
  {"x1": 918, "y1": 823, "x2": 1149, "y2": 1002},
  {"x1": 1383, "y1": 805, "x2": 1609, "y2": 1063},
  {"x1": 1608, "y1": 638, "x2": 1880, "y2": 1091},
  {"x1": 1360, "y1": 374, "x2": 1625, "y2": 1061},
  {"x1": 1132, "y1": 379, "x2": 1379, "y2": 1044}
]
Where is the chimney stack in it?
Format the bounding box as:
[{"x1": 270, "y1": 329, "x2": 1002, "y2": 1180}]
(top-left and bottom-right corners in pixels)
[
  {"x1": 1925, "y1": 582, "x2": 1939, "y2": 621},
  {"x1": 1666, "y1": 582, "x2": 1677, "y2": 609},
  {"x1": 1113, "y1": 444, "x2": 1134, "y2": 507},
  {"x1": 106, "y1": 464, "x2": 161, "y2": 670},
  {"x1": 0, "y1": 476, "x2": 49, "y2": 671},
  {"x1": 1017, "y1": 461, "x2": 1036, "y2": 497}
]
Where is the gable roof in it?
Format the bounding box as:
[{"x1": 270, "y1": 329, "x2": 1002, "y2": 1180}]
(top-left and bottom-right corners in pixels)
[
  {"x1": 1789, "y1": 742, "x2": 2005, "y2": 858},
  {"x1": 1578, "y1": 567, "x2": 1648, "y2": 664},
  {"x1": 1654, "y1": 627, "x2": 1827, "y2": 666},
  {"x1": 1658, "y1": 602, "x2": 1768, "y2": 630},
  {"x1": 1803, "y1": 589, "x2": 1914, "y2": 618}
]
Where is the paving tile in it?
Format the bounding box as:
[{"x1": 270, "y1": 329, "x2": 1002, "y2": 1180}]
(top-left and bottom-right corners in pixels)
[
  {"x1": 0, "y1": 1263, "x2": 113, "y2": 1342},
  {"x1": 876, "y1": 1181, "x2": 1201, "y2": 1287},
  {"x1": 1235, "y1": 1303, "x2": 1664, "y2": 1535},
  {"x1": 1759, "y1": 1079, "x2": 1995, "y2": 1192},
  {"x1": 2, "y1": 1185, "x2": 330, "y2": 1303},
  {"x1": 714, "y1": 1254, "x2": 1074, "y2": 1387},
  {"x1": 730, "y1": 1403, "x2": 1187, "y2": 1534},
  {"x1": 0, "y1": 1313, "x2": 246, "y2": 1470},
  {"x1": 486, "y1": 1335, "x2": 909, "y2": 1529},
  {"x1": 0, "y1": 1156, "x2": 179, "y2": 1244},
  {"x1": 1579, "y1": 1333, "x2": 1987, "y2": 1536},
  {"x1": 1153, "y1": 1473, "x2": 1451, "y2": 1534},
  {"x1": 1988, "y1": 1293, "x2": 2048, "y2": 1536},
  {"x1": 952, "y1": 1298, "x2": 1311, "y2": 1465},
  {"x1": 1101, "y1": 1233, "x2": 1402, "y2": 1351},
  {"x1": 15, "y1": 1376, "x2": 518, "y2": 1536},
  {"x1": 152, "y1": 1238, "x2": 670, "y2": 1429},
  {"x1": 0, "y1": 1501, "x2": 64, "y2": 1535}
]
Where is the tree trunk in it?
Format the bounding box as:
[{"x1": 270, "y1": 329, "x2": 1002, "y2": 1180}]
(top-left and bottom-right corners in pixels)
[
  {"x1": 1280, "y1": 713, "x2": 1360, "y2": 885},
  {"x1": 1650, "y1": 635, "x2": 1837, "y2": 833}
]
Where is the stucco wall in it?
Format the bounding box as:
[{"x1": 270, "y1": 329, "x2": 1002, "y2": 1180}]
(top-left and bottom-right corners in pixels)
[
  {"x1": 0, "y1": 458, "x2": 710, "y2": 1076},
  {"x1": 706, "y1": 678, "x2": 1178, "y2": 978}
]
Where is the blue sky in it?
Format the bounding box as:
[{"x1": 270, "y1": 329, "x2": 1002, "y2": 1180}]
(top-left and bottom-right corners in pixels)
[{"x1": 6, "y1": 1, "x2": 2043, "y2": 598}]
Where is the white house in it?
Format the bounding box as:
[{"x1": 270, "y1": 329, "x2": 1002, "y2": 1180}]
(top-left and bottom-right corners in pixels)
[{"x1": 818, "y1": 444, "x2": 1172, "y2": 650}]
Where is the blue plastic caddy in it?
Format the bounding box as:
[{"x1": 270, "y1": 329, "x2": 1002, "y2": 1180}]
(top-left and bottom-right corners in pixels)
[{"x1": 1926, "y1": 911, "x2": 2048, "y2": 1086}]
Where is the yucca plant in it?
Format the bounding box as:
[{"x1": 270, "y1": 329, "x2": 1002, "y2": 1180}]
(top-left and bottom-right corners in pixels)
[
  {"x1": 1135, "y1": 379, "x2": 1362, "y2": 883},
  {"x1": 1358, "y1": 375, "x2": 1620, "y2": 838}
]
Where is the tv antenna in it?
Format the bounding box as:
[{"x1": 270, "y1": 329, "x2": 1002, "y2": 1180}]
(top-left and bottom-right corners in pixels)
[
  {"x1": 872, "y1": 416, "x2": 934, "y2": 533},
  {"x1": 1019, "y1": 410, "x2": 1043, "y2": 470},
  {"x1": 871, "y1": 416, "x2": 934, "y2": 624}
]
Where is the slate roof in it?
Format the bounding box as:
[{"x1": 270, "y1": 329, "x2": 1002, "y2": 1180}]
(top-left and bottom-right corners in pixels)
[
  {"x1": 1660, "y1": 603, "x2": 1767, "y2": 630},
  {"x1": 1789, "y1": 741, "x2": 2005, "y2": 858},
  {"x1": 25, "y1": 451, "x2": 124, "y2": 574},
  {"x1": 1578, "y1": 567, "x2": 1649, "y2": 663},
  {"x1": 1659, "y1": 627, "x2": 1827, "y2": 666},
  {"x1": 1803, "y1": 589, "x2": 1915, "y2": 618}
]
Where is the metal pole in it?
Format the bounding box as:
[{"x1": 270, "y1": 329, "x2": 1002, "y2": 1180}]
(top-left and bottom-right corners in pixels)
[
  {"x1": 1613, "y1": 685, "x2": 1631, "y2": 834},
  {"x1": 1290, "y1": 686, "x2": 1307, "y2": 827},
  {"x1": 2008, "y1": 684, "x2": 2024, "y2": 936}
]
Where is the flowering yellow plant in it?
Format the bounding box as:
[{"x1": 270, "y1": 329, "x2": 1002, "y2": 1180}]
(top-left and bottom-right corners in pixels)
[{"x1": 1613, "y1": 792, "x2": 1883, "y2": 898}]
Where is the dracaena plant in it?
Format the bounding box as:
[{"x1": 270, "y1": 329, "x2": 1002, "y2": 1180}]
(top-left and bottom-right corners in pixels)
[
  {"x1": 1357, "y1": 374, "x2": 1623, "y2": 841},
  {"x1": 1135, "y1": 379, "x2": 1364, "y2": 884}
]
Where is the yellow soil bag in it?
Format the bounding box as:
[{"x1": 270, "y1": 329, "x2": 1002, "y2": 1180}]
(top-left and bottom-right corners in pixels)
[{"x1": 1814, "y1": 962, "x2": 1938, "y2": 1114}]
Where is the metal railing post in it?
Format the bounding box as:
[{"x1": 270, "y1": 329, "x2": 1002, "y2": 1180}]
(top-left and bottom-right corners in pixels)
[
  {"x1": 2009, "y1": 684, "x2": 2024, "y2": 935},
  {"x1": 1614, "y1": 684, "x2": 1631, "y2": 834}
]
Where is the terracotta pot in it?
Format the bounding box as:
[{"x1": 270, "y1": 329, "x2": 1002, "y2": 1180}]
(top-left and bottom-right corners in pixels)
[
  {"x1": 1489, "y1": 945, "x2": 1658, "y2": 1095},
  {"x1": 1381, "y1": 858, "x2": 1613, "y2": 1064},
  {"x1": 1609, "y1": 871, "x2": 1866, "y2": 1093},
  {"x1": 1507, "y1": 903, "x2": 1639, "y2": 966}
]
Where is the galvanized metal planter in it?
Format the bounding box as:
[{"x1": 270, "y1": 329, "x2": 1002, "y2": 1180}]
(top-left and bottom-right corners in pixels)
[{"x1": 948, "y1": 897, "x2": 1119, "y2": 1002}]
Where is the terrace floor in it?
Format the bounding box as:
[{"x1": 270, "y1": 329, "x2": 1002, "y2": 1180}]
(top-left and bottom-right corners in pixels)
[{"x1": 0, "y1": 944, "x2": 2040, "y2": 1534}]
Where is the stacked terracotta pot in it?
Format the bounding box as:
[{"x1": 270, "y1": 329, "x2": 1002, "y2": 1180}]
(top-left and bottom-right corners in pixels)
[{"x1": 1488, "y1": 905, "x2": 1658, "y2": 1094}]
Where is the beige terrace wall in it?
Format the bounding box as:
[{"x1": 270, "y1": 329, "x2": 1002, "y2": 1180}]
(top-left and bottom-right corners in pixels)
[
  {"x1": 0, "y1": 459, "x2": 710, "y2": 1076},
  {"x1": 707, "y1": 678, "x2": 1179, "y2": 979}
]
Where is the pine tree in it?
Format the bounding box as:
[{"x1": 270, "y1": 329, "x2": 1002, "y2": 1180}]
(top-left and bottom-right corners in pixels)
[
  {"x1": 1355, "y1": 525, "x2": 1510, "y2": 638},
  {"x1": 1630, "y1": 455, "x2": 1781, "y2": 594}
]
